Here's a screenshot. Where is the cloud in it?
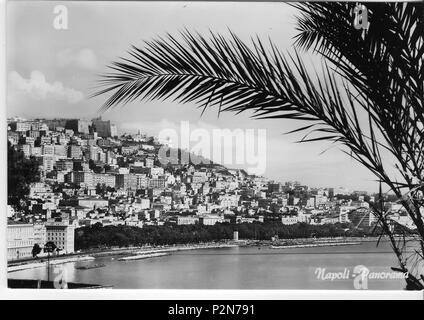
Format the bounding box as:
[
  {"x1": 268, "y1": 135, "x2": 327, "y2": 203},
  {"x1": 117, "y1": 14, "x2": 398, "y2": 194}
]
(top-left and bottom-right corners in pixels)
[
  {"x1": 9, "y1": 70, "x2": 84, "y2": 104},
  {"x1": 56, "y1": 48, "x2": 98, "y2": 70}
]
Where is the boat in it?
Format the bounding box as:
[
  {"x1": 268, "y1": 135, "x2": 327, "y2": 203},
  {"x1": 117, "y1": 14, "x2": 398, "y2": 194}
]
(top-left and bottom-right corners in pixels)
[{"x1": 76, "y1": 263, "x2": 106, "y2": 270}]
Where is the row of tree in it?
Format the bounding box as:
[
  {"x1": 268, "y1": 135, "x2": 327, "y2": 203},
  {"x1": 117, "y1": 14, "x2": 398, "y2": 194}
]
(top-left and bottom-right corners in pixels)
[{"x1": 75, "y1": 222, "x2": 374, "y2": 250}]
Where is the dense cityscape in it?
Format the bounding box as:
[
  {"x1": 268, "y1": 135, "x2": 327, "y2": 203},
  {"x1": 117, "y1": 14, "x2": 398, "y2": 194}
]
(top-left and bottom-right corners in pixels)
[{"x1": 6, "y1": 117, "x2": 415, "y2": 262}]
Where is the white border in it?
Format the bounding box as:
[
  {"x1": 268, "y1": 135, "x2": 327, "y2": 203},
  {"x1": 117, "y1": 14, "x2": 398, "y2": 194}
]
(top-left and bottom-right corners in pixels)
[
  {"x1": 0, "y1": 0, "x2": 423, "y2": 300},
  {"x1": 1, "y1": 0, "x2": 8, "y2": 299},
  {"x1": 1, "y1": 289, "x2": 423, "y2": 300}
]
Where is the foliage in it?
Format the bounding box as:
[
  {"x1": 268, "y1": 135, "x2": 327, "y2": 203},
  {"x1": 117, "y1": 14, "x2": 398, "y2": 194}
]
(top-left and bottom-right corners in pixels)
[
  {"x1": 7, "y1": 141, "x2": 40, "y2": 211},
  {"x1": 32, "y1": 243, "x2": 42, "y2": 258},
  {"x1": 43, "y1": 241, "x2": 58, "y2": 253},
  {"x1": 75, "y1": 222, "x2": 372, "y2": 250}
]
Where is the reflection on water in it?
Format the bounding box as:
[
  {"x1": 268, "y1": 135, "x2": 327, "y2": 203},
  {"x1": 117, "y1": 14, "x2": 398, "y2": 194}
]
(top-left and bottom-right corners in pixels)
[{"x1": 9, "y1": 241, "x2": 409, "y2": 290}]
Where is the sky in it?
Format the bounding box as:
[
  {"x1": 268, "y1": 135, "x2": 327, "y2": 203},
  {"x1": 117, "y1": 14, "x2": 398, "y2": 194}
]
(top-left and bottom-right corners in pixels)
[{"x1": 6, "y1": 0, "x2": 381, "y2": 192}]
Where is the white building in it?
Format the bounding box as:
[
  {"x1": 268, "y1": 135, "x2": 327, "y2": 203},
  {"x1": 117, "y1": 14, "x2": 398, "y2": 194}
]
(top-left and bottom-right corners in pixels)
[
  {"x1": 43, "y1": 155, "x2": 55, "y2": 172},
  {"x1": 16, "y1": 122, "x2": 32, "y2": 132},
  {"x1": 219, "y1": 194, "x2": 240, "y2": 208},
  {"x1": 78, "y1": 198, "x2": 109, "y2": 209},
  {"x1": 33, "y1": 223, "x2": 46, "y2": 246},
  {"x1": 177, "y1": 216, "x2": 199, "y2": 225},
  {"x1": 29, "y1": 182, "x2": 53, "y2": 198},
  {"x1": 339, "y1": 205, "x2": 358, "y2": 223},
  {"x1": 281, "y1": 216, "x2": 299, "y2": 225},
  {"x1": 199, "y1": 215, "x2": 224, "y2": 225},
  {"x1": 133, "y1": 198, "x2": 151, "y2": 210},
  {"x1": 45, "y1": 220, "x2": 75, "y2": 254},
  {"x1": 7, "y1": 223, "x2": 35, "y2": 261}
]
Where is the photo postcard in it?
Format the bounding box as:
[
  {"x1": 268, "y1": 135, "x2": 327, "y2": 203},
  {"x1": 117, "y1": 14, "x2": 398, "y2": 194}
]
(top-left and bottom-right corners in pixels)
[{"x1": 5, "y1": 0, "x2": 424, "y2": 293}]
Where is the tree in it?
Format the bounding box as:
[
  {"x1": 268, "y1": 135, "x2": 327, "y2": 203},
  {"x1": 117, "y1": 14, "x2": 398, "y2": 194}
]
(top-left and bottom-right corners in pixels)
[
  {"x1": 96, "y1": 183, "x2": 107, "y2": 195},
  {"x1": 32, "y1": 243, "x2": 42, "y2": 258},
  {"x1": 43, "y1": 241, "x2": 57, "y2": 254},
  {"x1": 93, "y1": 3, "x2": 424, "y2": 289},
  {"x1": 7, "y1": 141, "x2": 40, "y2": 211}
]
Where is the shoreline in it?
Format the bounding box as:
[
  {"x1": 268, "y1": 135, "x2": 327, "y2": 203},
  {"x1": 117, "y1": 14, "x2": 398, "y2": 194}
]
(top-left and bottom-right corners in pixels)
[
  {"x1": 244, "y1": 236, "x2": 385, "y2": 247},
  {"x1": 270, "y1": 242, "x2": 362, "y2": 249},
  {"x1": 7, "y1": 236, "x2": 393, "y2": 273},
  {"x1": 7, "y1": 242, "x2": 238, "y2": 272},
  {"x1": 8, "y1": 256, "x2": 96, "y2": 273},
  {"x1": 133, "y1": 243, "x2": 239, "y2": 255}
]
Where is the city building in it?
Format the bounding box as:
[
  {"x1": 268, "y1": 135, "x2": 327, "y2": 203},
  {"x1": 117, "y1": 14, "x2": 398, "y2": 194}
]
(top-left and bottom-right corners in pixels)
[
  {"x1": 45, "y1": 220, "x2": 75, "y2": 254},
  {"x1": 7, "y1": 223, "x2": 35, "y2": 261},
  {"x1": 33, "y1": 223, "x2": 47, "y2": 246},
  {"x1": 177, "y1": 216, "x2": 199, "y2": 225},
  {"x1": 67, "y1": 145, "x2": 83, "y2": 159},
  {"x1": 92, "y1": 118, "x2": 112, "y2": 138}
]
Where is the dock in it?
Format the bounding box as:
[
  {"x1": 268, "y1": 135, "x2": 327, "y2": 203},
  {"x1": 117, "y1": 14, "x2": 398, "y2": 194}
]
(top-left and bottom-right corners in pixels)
[{"x1": 117, "y1": 252, "x2": 170, "y2": 261}]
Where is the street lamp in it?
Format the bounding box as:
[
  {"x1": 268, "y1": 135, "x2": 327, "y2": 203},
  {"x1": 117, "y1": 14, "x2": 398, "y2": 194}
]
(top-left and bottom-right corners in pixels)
[{"x1": 43, "y1": 241, "x2": 57, "y2": 283}]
